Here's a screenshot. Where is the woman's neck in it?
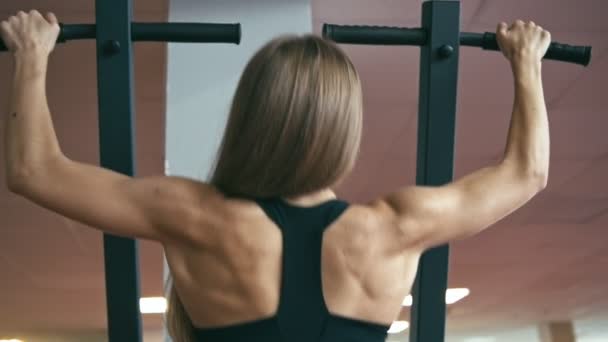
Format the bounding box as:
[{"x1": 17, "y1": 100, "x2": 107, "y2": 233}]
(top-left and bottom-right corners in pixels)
[{"x1": 283, "y1": 189, "x2": 337, "y2": 207}]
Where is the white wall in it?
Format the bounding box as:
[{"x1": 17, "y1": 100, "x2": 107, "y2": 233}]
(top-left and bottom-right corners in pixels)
[
  {"x1": 165, "y1": 0, "x2": 313, "y2": 179},
  {"x1": 163, "y1": 0, "x2": 312, "y2": 340}
]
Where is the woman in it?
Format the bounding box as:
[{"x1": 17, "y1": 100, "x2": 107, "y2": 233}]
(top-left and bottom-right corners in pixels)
[{"x1": 1, "y1": 10, "x2": 550, "y2": 342}]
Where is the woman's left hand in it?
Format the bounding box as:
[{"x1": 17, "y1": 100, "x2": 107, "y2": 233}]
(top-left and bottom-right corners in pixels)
[{"x1": 0, "y1": 10, "x2": 60, "y2": 57}]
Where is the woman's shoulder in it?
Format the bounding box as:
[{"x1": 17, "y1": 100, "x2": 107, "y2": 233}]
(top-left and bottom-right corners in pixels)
[{"x1": 326, "y1": 202, "x2": 405, "y2": 255}]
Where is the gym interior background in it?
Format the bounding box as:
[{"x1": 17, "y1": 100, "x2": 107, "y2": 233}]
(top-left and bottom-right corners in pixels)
[{"x1": 0, "y1": 0, "x2": 606, "y2": 341}]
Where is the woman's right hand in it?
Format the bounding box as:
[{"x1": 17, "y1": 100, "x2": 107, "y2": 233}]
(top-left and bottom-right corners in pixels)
[{"x1": 496, "y1": 20, "x2": 551, "y2": 66}]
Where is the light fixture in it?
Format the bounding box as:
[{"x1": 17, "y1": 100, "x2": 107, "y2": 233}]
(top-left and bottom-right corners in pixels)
[
  {"x1": 139, "y1": 297, "x2": 167, "y2": 314},
  {"x1": 445, "y1": 288, "x2": 470, "y2": 304},
  {"x1": 387, "y1": 321, "x2": 409, "y2": 334},
  {"x1": 464, "y1": 337, "x2": 497, "y2": 342},
  {"x1": 0, "y1": 339, "x2": 24, "y2": 342},
  {"x1": 401, "y1": 288, "x2": 470, "y2": 306}
]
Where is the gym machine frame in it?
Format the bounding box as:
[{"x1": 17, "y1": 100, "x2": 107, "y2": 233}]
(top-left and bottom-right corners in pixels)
[
  {"x1": 323, "y1": 1, "x2": 590, "y2": 342},
  {"x1": 96, "y1": 2, "x2": 239, "y2": 341},
  {"x1": 94, "y1": 1, "x2": 240, "y2": 341},
  {"x1": 2, "y1": 1, "x2": 240, "y2": 341}
]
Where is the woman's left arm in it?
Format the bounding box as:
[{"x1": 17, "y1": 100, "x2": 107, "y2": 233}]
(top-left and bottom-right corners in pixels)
[{"x1": 2, "y1": 11, "x2": 220, "y2": 243}]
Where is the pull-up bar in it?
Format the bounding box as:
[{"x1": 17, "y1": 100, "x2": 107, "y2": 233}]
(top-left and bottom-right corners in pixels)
[
  {"x1": 0, "y1": 22, "x2": 241, "y2": 51},
  {"x1": 323, "y1": 24, "x2": 592, "y2": 66}
]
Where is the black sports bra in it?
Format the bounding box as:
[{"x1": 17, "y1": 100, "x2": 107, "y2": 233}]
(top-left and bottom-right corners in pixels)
[{"x1": 193, "y1": 198, "x2": 390, "y2": 342}]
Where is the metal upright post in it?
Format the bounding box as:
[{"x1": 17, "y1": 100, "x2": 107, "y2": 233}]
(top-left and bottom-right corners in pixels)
[
  {"x1": 409, "y1": 1, "x2": 460, "y2": 342},
  {"x1": 95, "y1": 0, "x2": 143, "y2": 340}
]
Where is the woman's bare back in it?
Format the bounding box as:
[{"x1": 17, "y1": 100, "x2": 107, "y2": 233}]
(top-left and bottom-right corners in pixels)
[{"x1": 163, "y1": 197, "x2": 421, "y2": 329}]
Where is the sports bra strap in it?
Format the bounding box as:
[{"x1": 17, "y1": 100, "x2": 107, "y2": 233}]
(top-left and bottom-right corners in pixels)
[{"x1": 252, "y1": 197, "x2": 350, "y2": 339}]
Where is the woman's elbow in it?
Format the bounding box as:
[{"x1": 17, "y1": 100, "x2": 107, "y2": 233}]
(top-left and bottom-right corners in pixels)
[
  {"x1": 5, "y1": 167, "x2": 35, "y2": 194},
  {"x1": 533, "y1": 169, "x2": 549, "y2": 192},
  {"x1": 6, "y1": 175, "x2": 25, "y2": 194}
]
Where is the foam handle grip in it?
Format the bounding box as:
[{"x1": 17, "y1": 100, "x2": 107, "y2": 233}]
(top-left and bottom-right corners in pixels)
[
  {"x1": 1, "y1": 22, "x2": 241, "y2": 52},
  {"x1": 481, "y1": 32, "x2": 592, "y2": 66},
  {"x1": 322, "y1": 24, "x2": 426, "y2": 46},
  {"x1": 132, "y1": 23, "x2": 241, "y2": 44}
]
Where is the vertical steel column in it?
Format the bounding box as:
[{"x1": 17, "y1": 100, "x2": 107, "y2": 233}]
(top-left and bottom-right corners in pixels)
[
  {"x1": 409, "y1": 1, "x2": 460, "y2": 342},
  {"x1": 95, "y1": 0, "x2": 143, "y2": 341}
]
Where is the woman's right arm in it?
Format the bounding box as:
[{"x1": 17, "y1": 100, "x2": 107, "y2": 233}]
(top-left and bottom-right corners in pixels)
[{"x1": 378, "y1": 20, "x2": 552, "y2": 250}]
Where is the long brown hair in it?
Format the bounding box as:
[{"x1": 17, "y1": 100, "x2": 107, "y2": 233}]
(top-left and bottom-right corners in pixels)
[{"x1": 166, "y1": 34, "x2": 363, "y2": 341}]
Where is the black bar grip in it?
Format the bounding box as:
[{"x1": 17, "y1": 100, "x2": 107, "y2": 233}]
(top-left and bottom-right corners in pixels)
[
  {"x1": 324, "y1": 23, "x2": 592, "y2": 67},
  {"x1": 132, "y1": 23, "x2": 241, "y2": 44},
  {"x1": 0, "y1": 22, "x2": 241, "y2": 51},
  {"x1": 481, "y1": 32, "x2": 591, "y2": 66},
  {"x1": 60, "y1": 23, "x2": 95, "y2": 41},
  {"x1": 323, "y1": 24, "x2": 426, "y2": 46}
]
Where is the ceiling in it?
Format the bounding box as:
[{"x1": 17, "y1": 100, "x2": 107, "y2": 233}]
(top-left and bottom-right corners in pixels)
[{"x1": 1, "y1": 0, "x2": 607, "y2": 341}]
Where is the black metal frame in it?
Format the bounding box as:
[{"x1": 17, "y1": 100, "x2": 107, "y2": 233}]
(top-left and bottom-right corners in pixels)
[
  {"x1": 92, "y1": 2, "x2": 240, "y2": 341},
  {"x1": 0, "y1": 24, "x2": 242, "y2": 51},
  {"x1": 410, "y1": 2, "x2": 459, "y2": 341},
  {"x1": 95, "y1": 1, "x2": 142, "y2": 341},
  {"x1": 325, "y1": 2, "x2": 460, "y2": 340},
  {"x1": 322, "y1": 14, "x2": 591, "y2": 65}
]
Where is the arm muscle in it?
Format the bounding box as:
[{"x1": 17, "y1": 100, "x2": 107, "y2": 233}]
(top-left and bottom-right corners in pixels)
[{"x1": 11, "y1": 155, "x2": 221, "y2": 242}]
